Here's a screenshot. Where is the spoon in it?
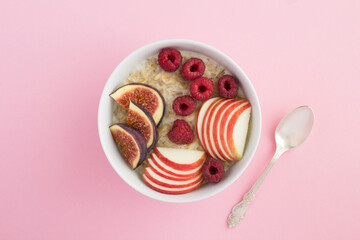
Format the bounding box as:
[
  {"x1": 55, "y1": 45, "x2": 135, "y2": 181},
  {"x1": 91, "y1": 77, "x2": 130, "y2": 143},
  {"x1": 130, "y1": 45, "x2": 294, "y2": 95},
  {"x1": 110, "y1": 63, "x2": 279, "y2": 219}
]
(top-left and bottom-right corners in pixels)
[{"x1": 227, "y1": 106, "x2": 315, "y2": 228}]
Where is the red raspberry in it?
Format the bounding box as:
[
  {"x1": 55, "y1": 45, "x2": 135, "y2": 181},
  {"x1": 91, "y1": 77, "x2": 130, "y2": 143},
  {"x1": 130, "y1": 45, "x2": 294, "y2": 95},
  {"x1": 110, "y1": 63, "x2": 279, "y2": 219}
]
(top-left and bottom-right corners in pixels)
[
  {"x1": 167, "y1": 120, "x2": 194, "y2": 144},
  {"x1": 218, "y1": 75, "x2": 239, "y2": 98},
  {"x1": 190, "y1": 77, "x2": 214, "y2": 101},
  {"x1": 181, "y1": 58, "x2": 205, "y2": 80},
  {"x1": 172, "y1": 95, "x2": 196, "y2": 116},
  {"x1": 158, "y1": 48, "x2": 182, "y2": 72},
  {"x1": 202, "y1": 158, "x2": 225, "y2": 183}
]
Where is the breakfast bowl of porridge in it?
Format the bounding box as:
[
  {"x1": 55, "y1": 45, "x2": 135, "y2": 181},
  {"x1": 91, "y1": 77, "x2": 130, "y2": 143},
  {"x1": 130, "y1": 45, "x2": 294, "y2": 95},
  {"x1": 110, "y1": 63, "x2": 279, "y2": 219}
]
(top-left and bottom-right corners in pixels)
[{"x1": 98, "y1": 39, "x2": 261, "y2": 203}]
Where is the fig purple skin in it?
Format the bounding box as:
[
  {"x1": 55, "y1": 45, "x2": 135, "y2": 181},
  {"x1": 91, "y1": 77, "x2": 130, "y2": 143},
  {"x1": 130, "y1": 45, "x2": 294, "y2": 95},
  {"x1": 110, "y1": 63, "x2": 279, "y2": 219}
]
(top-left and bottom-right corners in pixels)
[
  {"x1": 126, "y1": 83, "x2": 166, "y2": 126},
  {"x1": 110, "y1": 83, "x2": 166, "y2": 127},
  {"x1": 128, "y1": 100, "x2": 159, "y2": 151},
  {"x1": 109, "y1": 123, "x2": 147, "y2": 169}
]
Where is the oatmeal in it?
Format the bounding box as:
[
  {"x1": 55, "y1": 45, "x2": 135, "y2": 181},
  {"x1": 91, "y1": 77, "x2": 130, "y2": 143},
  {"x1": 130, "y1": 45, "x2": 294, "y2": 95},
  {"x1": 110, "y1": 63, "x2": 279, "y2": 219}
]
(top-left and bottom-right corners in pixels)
[{"x1": 113, "y1": 51, "x2": 244, "y2": 151}]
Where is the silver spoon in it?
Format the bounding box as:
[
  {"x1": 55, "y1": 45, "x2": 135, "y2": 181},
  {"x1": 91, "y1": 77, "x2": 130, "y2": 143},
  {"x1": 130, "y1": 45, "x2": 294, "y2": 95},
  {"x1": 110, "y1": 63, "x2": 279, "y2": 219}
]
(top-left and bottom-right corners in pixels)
[{"x1": 228, "y1": 106, "x2": 315, "y2": 228}]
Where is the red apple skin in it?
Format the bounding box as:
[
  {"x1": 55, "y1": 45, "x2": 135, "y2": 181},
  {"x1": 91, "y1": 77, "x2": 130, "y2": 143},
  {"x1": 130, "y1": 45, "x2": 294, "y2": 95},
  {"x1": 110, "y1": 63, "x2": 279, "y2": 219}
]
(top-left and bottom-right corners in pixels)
[
  {"x1": 224, "y1": 102, "x2": 251, "y2": 160},
  {"x1": 218, "y1": 101, "x2": 249, "y2": 161},
  {"x1": 196, "y1": 97, "x2": 219, "y2": 156},
  {"x1": 203, "y1": 98, "x2": 231, "y2": 161},
  {"x1": 205, "y1": 98, "x2": 242, "y2": 161},
  {"x1": 200, "y1": 98, "x2": 224, "y2": 158},
  {"x1": 153, "y1": 148, "x2": 206, "y2": 171},
  {"x1": 144, "y1": 168, "x2": 203, "y2": 189},
  {"x1": 212, "y1": 99, "x2": 247, "y2": 161},
  {"x1": 147, "y1": 157, "x2": 196, "y2": 181},
  {"x1": 143, "y1": 175, "x2": 203, "y2": 195},
  {"x1": 149, "y1": 154, "x2": 202, "y2": 178}
]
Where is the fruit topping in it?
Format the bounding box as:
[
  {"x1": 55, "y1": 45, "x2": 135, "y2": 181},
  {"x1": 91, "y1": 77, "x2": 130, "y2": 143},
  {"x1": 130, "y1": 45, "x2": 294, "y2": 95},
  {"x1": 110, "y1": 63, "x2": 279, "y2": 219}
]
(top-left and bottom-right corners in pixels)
[
  {"x1": 149, "y1": 153, "x2": 203, "y2": 178},
  {"x1": 190, "y1": 77, "x2": 214, "y2": 101},
  {"x1": 181, "y1": 58, "x2": 205, "y2": 80},
  {"x1": 218, "y1": 75, "x2": 239, "y2": 98},
  {"x1": 153, "y1": 147, "x2": 206, "y2": 171},
  {"x1": 172, "y1": 95, "x2": 196, "y2": 116},
  {"x1": 147, "y1": 155, "x2": 195, "y2": 181},
  {"x1": 110, "y1": 83, "x2": 165, "y2": 126},
  {"x1": 158, "y1": 48, "x2": 183, "y2": 72},
  {"x1": 144, "y1": 167, "x2": 203, "y2": 188},
  {"x1": 202, "y1": 157, "x2": 225, "y2": 183},
  {"x1": 196, "y1": 97, "x2": 251, "y2": 161},
  {"x1": 142, "y1": 147, "x2": 206, "y2": 194},
  {"x1": 127, "y1": 100, "x2": 158, "y2": 151},
  {"x1": 109, "y1": 123, "x2": 147, "y2": 169},
  {"x1": 167, "y1": 119, "x2": 194, "y2": 144},
  {"x1": 142, "y1": 173, "x2": 203, "y2": 195}
]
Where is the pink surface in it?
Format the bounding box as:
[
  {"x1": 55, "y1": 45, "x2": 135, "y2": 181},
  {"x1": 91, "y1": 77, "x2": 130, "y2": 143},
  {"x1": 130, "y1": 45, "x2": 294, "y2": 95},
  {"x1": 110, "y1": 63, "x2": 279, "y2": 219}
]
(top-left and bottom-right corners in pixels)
[{"x1": 1, "y1": 0, "x2": 359, "y2": 239}]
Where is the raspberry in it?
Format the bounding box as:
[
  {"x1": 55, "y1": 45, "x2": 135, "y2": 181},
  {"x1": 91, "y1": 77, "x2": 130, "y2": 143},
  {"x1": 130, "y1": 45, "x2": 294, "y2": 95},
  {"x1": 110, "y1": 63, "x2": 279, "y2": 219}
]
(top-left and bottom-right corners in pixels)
[
  {"x1": 181, "y1": 58, "x2": 205, "y2": 80},
  {"x1": 202, "y1": 158, "x2": 225, "y2": 183},
  {"x1": 190, "y1": 77, "x2": 214, "y2": 101},
  {"x1": 218, "y1": 75, "x2": 239, "y2": 98},
  {"x1": 172, "y1": 95, "x2": 196, "y2": 116},
  {"x1": 158, "y1": 48, "x2": 182, "y2": 72},
  {"x1": 167, "y1": 119, "x2": 194, "y2": 144}
]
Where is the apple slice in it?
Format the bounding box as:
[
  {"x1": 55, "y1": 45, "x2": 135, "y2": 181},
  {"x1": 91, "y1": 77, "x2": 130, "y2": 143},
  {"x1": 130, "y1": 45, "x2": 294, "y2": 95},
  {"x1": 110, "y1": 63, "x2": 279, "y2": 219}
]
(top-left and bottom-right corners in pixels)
[
  {"x1": 212, "y1": 99, "x2": 248, "y2": 161},
  {"x1": 218, "y1": 102, "x2": 246, "y2": 160},
  {"x1": 147, "y1": 157, "x2": 195, "y2": 181},
  {"x1": 153, "y1": 147, "x2": 206, "y2": 171},
  {"x1": 143, "y1": 174, "x2": 203, "y2": 195},
  {"x1": 202, "y1": 98, "x2": 228, "y2": 161},
  {"x1": 224, "y1": 102, "x2": 251, "y2": 159},
  {"x1": 144, "y1": 168, "x2": 203, "y2": 188},
  {"x1": 204, "y1": 98, "x2": 240, "y2": 161},
  {"x1": 196, "y1": 97, "x2": 220, "y2": 154},
  {"x1": 200, "y1": 98, "x2": 224, "y2": 159},
  {"x1": 197, "y1": 97, "x2": 252, "y2": 162},
  {"x1": 219, "y1": 101, "x2": 250, "y2": 160},
  {"x1": 150, "y1": 154, "x2": 203, "y2": 178}
]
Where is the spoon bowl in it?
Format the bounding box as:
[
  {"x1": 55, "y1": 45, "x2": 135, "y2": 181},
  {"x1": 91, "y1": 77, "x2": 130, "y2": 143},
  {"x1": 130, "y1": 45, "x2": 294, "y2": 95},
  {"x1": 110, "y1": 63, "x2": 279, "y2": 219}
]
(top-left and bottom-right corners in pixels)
[{"x1": 275, "y1": 106, "x2": 315, "y2": 150}]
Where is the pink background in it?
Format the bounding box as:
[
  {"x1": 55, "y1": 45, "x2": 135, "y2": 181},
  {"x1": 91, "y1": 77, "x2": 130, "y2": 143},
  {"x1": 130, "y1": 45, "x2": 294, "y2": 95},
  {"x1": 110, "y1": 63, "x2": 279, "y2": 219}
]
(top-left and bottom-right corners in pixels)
[{"x1": 1, "y1": 0, "x2": 359, "y2": 239}]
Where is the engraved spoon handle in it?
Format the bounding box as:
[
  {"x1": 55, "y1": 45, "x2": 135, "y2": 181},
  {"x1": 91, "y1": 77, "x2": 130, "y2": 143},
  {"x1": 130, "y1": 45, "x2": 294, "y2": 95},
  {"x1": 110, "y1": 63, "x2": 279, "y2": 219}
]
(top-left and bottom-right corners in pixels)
[{"x1": 227, "y1": 148, "x2": 285, "y2": 228}]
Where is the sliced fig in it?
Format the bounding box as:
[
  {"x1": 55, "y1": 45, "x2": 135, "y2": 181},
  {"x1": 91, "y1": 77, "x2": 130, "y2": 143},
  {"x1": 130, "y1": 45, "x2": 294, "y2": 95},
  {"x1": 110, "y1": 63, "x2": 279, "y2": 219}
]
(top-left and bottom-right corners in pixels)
[
  {"x1": 109, "y1": 123, "x2": 147, "y2": 169},
  {"x1": 110, "y1": 83, "x2": 165, "y2": 126},
  {"x1": 128, "y1": 100, "x2": 158, "y2": 151}
]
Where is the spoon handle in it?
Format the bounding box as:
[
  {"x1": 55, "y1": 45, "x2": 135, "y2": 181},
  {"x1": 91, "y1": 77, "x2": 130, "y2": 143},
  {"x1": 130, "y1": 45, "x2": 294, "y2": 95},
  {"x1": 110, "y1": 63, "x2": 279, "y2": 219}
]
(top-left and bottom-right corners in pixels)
[{"x1": 227, "y1": 148, "x2": 285, "y2": 228}]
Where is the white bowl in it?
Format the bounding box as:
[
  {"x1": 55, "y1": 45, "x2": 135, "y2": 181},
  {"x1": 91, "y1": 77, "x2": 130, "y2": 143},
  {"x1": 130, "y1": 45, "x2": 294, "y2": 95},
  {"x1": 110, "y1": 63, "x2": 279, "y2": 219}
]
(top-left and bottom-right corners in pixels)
[{"x1": 98, "y1": 39, "x2": 261, "y2": 203}]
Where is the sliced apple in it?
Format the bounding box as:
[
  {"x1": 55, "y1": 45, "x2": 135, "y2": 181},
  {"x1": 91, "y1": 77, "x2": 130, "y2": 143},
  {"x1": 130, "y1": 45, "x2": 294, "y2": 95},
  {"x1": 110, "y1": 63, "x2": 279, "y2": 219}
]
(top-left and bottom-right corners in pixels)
[
  {"x1": 153, "y1": 147, "x2": 206, "y2": 171},
  {"x1": 144, "y1": 168, "x2": 203, "y2": 189},
  {"x1": 219, "y1": 101, "x2": 249, "y2": 160},
  {"x1": 143, "y1": 174, "x2": 203, "y2": 195},
  {"x1": 200, "y1": 98, "x2": 224, "y2": 159},
  {"x1": 150, "y1": 154, "x2": 203, "y2": 178},
  {"x1": 196, "y1": 97, "x2": 252, "y2": 162},
  {"x1": 147, "y1": 156, "x2": 195, "y2": 181},
  {"x1": 202, "y1": 98, "x2": 228, "y2": 161},
  {"x1": 204, "y1": 98, "x2": 241, "y2": 161},
  {"x1": 196, "y1": 97, "x2": 220, "y2": 154},
  {"x1": 224, "y1": 102, "x2": 251, "y2": 159},
  {"x1": 212, "y1": 99, "x2": 248, "y2": 161}
]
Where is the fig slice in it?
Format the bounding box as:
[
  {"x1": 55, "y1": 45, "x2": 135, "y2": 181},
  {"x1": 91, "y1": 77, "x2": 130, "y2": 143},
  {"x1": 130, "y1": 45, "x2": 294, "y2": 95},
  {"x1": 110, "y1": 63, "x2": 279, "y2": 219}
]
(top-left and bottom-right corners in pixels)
[
  {"x1": 110, "y1": 83, "x2": 165, "y2": 126},
  {"x1": 127, "y1": 100, "x2": 158, "y2": 151},
  {"x1": 109, "y1": 123, "x2": 147, "y2": 169}
]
